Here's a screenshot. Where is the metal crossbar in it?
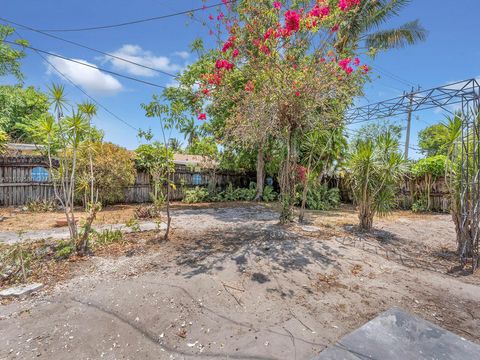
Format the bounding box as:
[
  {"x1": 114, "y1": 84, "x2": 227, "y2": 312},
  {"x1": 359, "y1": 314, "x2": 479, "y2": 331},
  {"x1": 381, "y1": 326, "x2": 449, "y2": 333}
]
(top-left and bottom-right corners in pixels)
[{"x1": 346, "y1": 78, "x2": 480, "y2": 271}]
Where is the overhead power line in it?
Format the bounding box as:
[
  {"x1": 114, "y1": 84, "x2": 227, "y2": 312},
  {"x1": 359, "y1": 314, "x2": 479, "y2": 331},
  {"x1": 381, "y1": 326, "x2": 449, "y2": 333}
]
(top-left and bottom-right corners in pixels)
[
  {"x1": 36, "y1": 0, "x2": 237, "y2": 32},
  {"x1": 4, "y1": 39, "x2": 167, "y2": 89},
  {"x1": 1, "y1": 17, "x2": 177, "y2": 78},
  {"x1": 15, "y1": 31, "x2": 140, "y2": 131}
]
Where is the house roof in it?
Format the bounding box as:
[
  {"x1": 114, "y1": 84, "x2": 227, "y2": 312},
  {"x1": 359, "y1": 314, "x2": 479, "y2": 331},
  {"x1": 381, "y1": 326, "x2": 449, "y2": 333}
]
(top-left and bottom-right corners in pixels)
[{"x1": 173, "y1": 154, "x2": 218, "y2": 168}]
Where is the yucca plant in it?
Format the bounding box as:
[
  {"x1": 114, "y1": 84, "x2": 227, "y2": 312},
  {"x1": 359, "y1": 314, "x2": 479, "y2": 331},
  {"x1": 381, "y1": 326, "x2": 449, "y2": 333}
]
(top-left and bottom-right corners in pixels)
[{"x1": 347, "y1": 131, "x2": 407, "y2": 230}]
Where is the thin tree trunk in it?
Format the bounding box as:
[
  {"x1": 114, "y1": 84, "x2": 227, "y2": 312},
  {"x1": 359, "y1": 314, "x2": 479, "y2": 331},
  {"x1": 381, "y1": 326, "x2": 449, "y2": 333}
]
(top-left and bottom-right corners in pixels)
[
  {"x1": 164, "y1": 172, "x2": 172, "y2": 242},
  {"x1": 299, "y1": 154, "x2": 313, "y2": 224},
  {"x1": 254, "y1": 146, "x2": 265, "y2": 201}
]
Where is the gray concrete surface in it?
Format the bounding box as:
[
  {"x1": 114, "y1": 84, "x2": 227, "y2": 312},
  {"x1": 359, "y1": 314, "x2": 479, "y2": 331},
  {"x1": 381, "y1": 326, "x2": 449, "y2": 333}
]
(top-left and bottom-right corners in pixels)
[{"x1": 315, "y1": 308, "x2": 480, "y2": 360}]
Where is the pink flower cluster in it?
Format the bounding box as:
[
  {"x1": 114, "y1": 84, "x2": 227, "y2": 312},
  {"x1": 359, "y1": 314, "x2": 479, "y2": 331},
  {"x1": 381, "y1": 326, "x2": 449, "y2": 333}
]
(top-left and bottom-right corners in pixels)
[
  {"x1": 338, "y1": 57, "x2": 369, "y2": 75},
  {"x1": 215, "y1": 59, "x2": 235, "y2": 71},
  {"x1": 273, "y1": 1, "x2": 282, "y2": 10},
  {"x1": 308, "y1": 4, "x2": 330, "y2": 18},
  {"x1": 338, "y1": 0, "x2": 361, "y2": 11},
  {"x1": 284, "y1": 10, "x2": 300, "y2": 33}
]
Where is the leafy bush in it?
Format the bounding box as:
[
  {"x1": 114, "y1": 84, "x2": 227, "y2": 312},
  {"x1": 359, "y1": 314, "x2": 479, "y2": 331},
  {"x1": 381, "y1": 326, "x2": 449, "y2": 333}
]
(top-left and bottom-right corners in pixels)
[
  {"x1": 26, "y1": 199, "x2": 58, "y2": 212},
  {"x1": 54, "y1": 241, "x2": 75, "y2": 260},
  {"x1": 93, "y1": 229, "x2": 124, "y2": 247},
  {"x1": 77, "y1": 142, "x2": 136, "y2": 205},
  {"x1": 262, "y1": 185, "x2": 277, "y2": 202},
  {"x1": 297, "y1": 184, "x2": 340, "y2": 211},
  {"x1": 411, "y1": 197, "x2": 428, "y2": 213},
  {"x1": 183, "y1": 187, "x2": 210, "y2": 203}
]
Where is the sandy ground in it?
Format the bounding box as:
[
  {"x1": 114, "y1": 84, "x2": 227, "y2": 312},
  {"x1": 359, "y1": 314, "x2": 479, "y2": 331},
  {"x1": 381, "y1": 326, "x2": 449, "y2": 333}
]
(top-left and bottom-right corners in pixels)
[{"x1": 0, "y1": 204, "x2": 479, "y2": 360}]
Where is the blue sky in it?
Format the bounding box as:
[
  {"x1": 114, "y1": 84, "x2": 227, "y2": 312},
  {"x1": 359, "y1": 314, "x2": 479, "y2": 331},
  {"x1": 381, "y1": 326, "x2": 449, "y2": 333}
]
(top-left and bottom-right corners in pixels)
[{"x1": 3, "y1": 0, "x2": 480, "y2": 158}]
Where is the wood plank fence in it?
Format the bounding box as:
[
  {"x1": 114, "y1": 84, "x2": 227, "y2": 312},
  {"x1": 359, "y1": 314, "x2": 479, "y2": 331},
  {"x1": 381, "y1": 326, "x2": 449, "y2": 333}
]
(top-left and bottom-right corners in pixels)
[{"x1": 0, "y1": 156, "x2": 254, "y2": 206}]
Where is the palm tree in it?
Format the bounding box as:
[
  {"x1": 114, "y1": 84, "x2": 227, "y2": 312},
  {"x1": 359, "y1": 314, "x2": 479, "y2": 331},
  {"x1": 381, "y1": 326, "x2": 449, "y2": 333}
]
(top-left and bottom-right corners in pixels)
[
  {"x1": 48, "y1": 83, "x2": 68, "y2": 122},
  {"x1": 336, "y1": 0, "x2": 427, "y2": 54},
  {"x1": 78, "y1": 101, "x2": 98, "y2": 206},
  {"x1": 347, "y1": 131, "x2": 407, "y2": 230},
  {"x1": 168, "y1": 138, "x2": 183, "y2": 153},
  {"x1": 179, "y1": 117, "x2": 199, "y2": 146}
]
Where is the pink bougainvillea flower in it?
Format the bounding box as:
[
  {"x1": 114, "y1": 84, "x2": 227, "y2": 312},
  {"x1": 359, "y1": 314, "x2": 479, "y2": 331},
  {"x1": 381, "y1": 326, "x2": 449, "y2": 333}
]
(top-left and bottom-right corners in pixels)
[
  {"x1": 345, "y1": 66, "x2": 353, "y2": 74},
  {"x1": 202, "y1": 88, "x2": 210, "y2": 95},
  {"x1": 354, "y1": 57, "x2": 360, "y2": 66},
  {"x1": 284, "y1": 10, "x2": 300, "y2": 33},
  {"x1": 215, "y1": 59, "x2": 235, "y2": 71},
  {"x1": 232, "y1": 48, "x2": 239, "y2": 58},
  {"x1": 320, "y1": 57, "x2": 326, "y2": 63},
  {"x1": 338, "y1": 58, "x2": 351, "y2": 70},
  {"x1": 198, "y1": 113, "x2": 207, "y2": 121},
  {"x1": 361, "y1": 65, "x2": 370, "y2": 73},
  {"x1": 331, "y1": 24, "x2": 339, "y2": 32},
  {"x1": 209, "y1": 14, "x2": 214, "y2": 21},
  {"x1": 273, "y1": 1, "x2": 282, "y2": 10},
  {"x1": 217, "y1": 12, "x2": 225, "y2": 21},
  {"x1": 222, "y1": 40, "x2": 233, "y2": 52},
  {"x1": 295, "y1": 91, "x2": 301, "y2": 97},
  {"x1": 339, "y1": 0, "x2": 361, "y2": 12}
]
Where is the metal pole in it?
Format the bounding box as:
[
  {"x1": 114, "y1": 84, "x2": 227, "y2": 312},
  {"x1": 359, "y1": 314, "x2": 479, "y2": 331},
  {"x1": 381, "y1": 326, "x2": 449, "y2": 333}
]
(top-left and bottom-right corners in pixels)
[{"x1": 404, "y1": 88, "x2": 414, "y2": 159}]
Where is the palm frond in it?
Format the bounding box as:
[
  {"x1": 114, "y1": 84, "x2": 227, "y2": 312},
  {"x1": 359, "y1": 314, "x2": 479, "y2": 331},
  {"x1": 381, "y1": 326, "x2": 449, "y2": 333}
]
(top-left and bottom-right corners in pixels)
[
  {"x1": 360, "y1": 0, "x2": 412, "y2": 32},
  {"x1": 365, "y1": 20, "x2": 427, "y2": 50}
]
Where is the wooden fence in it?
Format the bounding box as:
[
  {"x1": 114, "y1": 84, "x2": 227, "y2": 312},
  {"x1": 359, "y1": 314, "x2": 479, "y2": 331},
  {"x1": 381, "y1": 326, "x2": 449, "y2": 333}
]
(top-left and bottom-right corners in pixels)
[
  {"x1": 0, "y1": 156, "x2": 254, "y2": 206},
  {"x1": 338, "y1": 175, "x2": 451, "y2": 213}
]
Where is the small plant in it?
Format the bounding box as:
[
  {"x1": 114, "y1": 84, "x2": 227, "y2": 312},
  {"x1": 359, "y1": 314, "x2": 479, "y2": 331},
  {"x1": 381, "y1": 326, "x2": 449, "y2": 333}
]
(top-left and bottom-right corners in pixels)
[
  {"x1": 26, "y1": 199, "x2": 58, "y2": 212},
  {"x1": 262, "y1": 185, "x2": 278, "y2": 202},
  {"x1": 412, "y1": 197, "x2": 428, "y2": 213},
  {"x1": 93, "y1": 229, "x2": 124, "y2": 247},
  {"x1": 299, "y1": 184, "x2": 340, "y2": 211},
  {"x1": 135, "y1": 204, "x2": 162, "y2": 219},
  {"x1": 183, "y1": 186, "x2": 210, "y2": 203},
  {"x1": 54, "y1": 240, "x2": 75, "y2": 260},
  {"x1": 126, "y1": 218, "x2": 141, "y2": 232}
]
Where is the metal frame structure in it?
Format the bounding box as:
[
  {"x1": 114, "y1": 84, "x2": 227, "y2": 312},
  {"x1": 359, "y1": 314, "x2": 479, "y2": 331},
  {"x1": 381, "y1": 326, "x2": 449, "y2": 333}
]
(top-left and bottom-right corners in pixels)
[{"x1": 346, "y1": 78, "x2": 480, "y2": 270}]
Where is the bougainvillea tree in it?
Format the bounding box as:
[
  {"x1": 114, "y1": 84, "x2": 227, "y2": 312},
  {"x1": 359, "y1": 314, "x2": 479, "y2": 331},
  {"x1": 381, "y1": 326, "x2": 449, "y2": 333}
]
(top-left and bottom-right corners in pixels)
[{"x1": 194, "y1": 0, "x2": 369, "y2": 222}]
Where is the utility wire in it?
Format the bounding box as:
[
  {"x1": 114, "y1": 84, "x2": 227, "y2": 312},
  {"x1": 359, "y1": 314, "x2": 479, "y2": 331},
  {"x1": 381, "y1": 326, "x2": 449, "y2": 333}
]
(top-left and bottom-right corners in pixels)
[
  {"x1": 18, "y1": 36, "x2": 140, "y2": 131},
  {"x1": 3, "y1": 39, "x2": 167, "y2": 89},
  {"x1": 36, "y1": 0, "x2": 237, "y2": 32},
  {"x1": 1, "y1": 17, "x2": 177, "y2": 78}
]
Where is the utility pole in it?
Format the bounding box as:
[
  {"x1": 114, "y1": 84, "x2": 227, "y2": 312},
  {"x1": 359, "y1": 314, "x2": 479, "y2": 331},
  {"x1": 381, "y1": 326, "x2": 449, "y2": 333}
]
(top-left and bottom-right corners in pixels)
[{"x1": 404, "y1": 87, "x2": 415, "y2": 159}]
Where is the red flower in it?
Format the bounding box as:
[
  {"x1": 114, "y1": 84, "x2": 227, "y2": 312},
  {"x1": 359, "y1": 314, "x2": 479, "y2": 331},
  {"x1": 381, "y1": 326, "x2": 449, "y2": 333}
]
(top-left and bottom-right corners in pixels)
[
  {"x1": 338, "y1": 0, "x2": 361, "y2": 12},
  {"x1": 217, "y1": 12, "x2": 225, "y2": 21},
  {"x1": 222, "y1": 40, "x2": 233, "y2": 52},
  {"x1": 215, "y1": 59, "x2": 234, "y2": 70},
  {"x1": 198, "y1": 113, "x2": 207, "y2": 121},
  {"x1": 361, "y1": 65, "x2": 369, "y2": 73},
  {"x1": 338, "y1": 58, "x2": 351, "y2": 70},
  {"x1": 202, "y1": 88, "x2": 210, "y2": 95},
  {"x1": 345, "y1": 67, "x2": 353, "y2": 75},
  {"x1": 295, "y1": 91, "x2": 301, "y2": 97},
  {"x1": 354, "y1": 57, "x2": 360, "y2": 66},
  {"x1": 209, "y1": 14, "x2": 214, "y2": 21},
  {"x1": 331, "y1": 24, "x2": 339, "y2": 32},
  {"x1": 273, "y1": 1, "x2": 282, "y2": 10},
  {"x1": 232, "y1": 48, "x2": 239, "y2": 58},
  {"x1": 284, "y1": 10, "x2": 300, "y2": 33}
]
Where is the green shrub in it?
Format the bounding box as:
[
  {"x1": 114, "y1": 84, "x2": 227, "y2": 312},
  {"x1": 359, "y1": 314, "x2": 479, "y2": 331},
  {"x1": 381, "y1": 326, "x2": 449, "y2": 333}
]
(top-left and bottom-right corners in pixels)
[
  {"x1": 93, "y1": 229, "x2": 124, "y2": 246},
  {"x1": 183, "y1": 187, "x2": 210, "y2": 203},
  {"x1": 297, "y1": 184, "x2": 340, "y2": 210},
  {"x1": 54, "y1": 241, "x2": 75, "y2": 260},
  {"x1": 411, "y1": 197, "x2": 428, "y2": 213},
  {"x1": 262, "y1": 185, "x2": 277, "y2": 202},
  {"x1": 26, "y1": 199, "x2": 58, "y2": 212}
]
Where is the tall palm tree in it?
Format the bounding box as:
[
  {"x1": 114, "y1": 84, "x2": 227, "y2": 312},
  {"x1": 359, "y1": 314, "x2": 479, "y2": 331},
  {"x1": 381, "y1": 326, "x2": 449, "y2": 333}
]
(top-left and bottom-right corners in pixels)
[
  {"x1": 336, "y1": 0, "x2": 427, "y2": 54},
  {"x1": 179, "y1": 117, "x2": 199, "y2": 146},
  {"x1": 48, "y1": 83, "x2": 68, "y2": 122},
  {"x1": 347, "y1": 131, "x2": 407, "y2": 230}
]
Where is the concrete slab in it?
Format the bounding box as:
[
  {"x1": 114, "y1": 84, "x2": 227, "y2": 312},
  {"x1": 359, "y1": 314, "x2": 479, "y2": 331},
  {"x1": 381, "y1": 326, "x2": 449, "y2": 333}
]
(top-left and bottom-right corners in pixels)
[
  {"x1": 0, "y1": 283, "x2": 43, "y2": 298},
  {"x1": 315, "y1": 308, "x2": 480, "y2": 360}
]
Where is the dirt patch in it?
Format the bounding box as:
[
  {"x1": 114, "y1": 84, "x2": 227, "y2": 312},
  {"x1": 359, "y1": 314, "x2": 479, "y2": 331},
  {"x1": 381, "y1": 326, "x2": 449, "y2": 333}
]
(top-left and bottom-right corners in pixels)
[{"x1": 0, "y1": 204, "x2": 479, "y2": 360}]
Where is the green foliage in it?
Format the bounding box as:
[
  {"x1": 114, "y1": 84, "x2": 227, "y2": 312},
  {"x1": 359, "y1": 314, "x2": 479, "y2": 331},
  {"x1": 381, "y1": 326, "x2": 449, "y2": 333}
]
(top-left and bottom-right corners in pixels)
[
  {"x1": 77, "y1": 142, "x2": 136, "y2": 205},
  {"x1": 26, "y1": 199, "x2": 58, "y2": 212},
  {"x1": 0, "y1": 128, "x2": 8, "y2": 154},
  {"x1": 297, "y1": 184, "x2": 340, "y2": 211},
  {"x1": 411, "y1": 155, "x2": 447, "y2": 179},
  {"x1": 418, "y1": 115, "x2": 462, "y2": 157},
  {"x1": 92, "y1": 229, "x2": 124, "y2": 247},
  {"x1": 350, "y1": 121, "x2": 402, "y2": 148},
  {"x1": 262, "y1": 185, "x2": 278, "y2": 202},
  {"x1": 0, "y1": 25, "x2": 27, "y2": 81},
  {"x1": 183, "y1": 186, "x2": 210, "y2": 203},
  {"x1": 126, "y1": 218, "x2": 140, "y2": 232},
  {"x1": 347, "y1": 130, "x2": 407, "y2": 230},
  {"x1": 411, "y1": 197, "x2": 428, "y2": 213},
  {"x1": 186, "y1": 137, "x2": 218, "y2": 158},
  {"x1": 0, "y1": 85, "x2": 50, "y2": 143},
  {"x1": 54, "y1": 241, "x2": 74, "y2": 260}
]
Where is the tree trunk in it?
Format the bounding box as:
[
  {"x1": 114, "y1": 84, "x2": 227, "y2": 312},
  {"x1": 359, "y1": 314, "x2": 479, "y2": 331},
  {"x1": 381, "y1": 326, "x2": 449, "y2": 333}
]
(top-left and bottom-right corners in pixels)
[
  {"x1": 254, "y1": 146, "x2": 265, "y2": 201},
  {"x1": 163, "y1": 173, "x2": 172, "y2": 242},
  {"x1": 280, "y1": 129, "x2": 296, "y2": 224},
  {"x1": 359, "y1": 204, "x2": 374, "y2": 231}
]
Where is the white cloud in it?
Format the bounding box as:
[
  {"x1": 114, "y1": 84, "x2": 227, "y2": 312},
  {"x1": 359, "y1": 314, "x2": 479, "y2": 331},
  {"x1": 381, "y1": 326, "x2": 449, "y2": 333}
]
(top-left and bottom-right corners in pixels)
[
  {"x1": 173, "y1": 51, "x2": 190, "y2": 60},
  {"x1": 106, "y1": 44, "x2": 183, "y2": 77},
  {"x1": 46, "y1": 55, "x2": 123, "y2": 96}
]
